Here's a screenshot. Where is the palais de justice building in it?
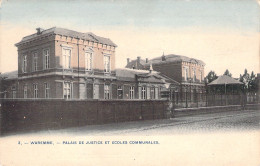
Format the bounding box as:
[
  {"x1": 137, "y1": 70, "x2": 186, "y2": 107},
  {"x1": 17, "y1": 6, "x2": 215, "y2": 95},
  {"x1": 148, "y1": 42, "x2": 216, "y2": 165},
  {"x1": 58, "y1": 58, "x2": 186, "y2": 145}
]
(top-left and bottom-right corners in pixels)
[{"x1": 3, "y1": 27, "x2": 178, "y2": 100}]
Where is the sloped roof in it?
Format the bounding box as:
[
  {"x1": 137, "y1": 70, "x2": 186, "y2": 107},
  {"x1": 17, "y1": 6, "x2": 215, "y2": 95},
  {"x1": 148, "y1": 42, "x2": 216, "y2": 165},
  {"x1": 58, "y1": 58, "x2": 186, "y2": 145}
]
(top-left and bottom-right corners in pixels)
[
  {"x1": 115, "y1": 68, "x2": 179, "y2": 84},
  {"x1": 208, "y1": 75, "x2": 243, "y2": 85},
  {"x1": 16, "y1": 27, "x2": 117, "y2": 47},
  {"x1": 1, "y1": 70, "x2": 18, "y2": 80},
  {"x1": 115, "y1": 68, "x2": 158, "y2": 81},
  {"x1": 145, "y1": 54, "x2": 205, "y2": 66}
]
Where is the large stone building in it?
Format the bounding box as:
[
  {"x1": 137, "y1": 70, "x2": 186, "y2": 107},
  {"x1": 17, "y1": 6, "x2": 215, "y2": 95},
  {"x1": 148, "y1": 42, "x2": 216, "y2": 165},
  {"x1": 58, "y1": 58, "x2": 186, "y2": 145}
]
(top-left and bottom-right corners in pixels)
[
  {"x1": 1, "y1": 27, "x2": 178, "y2": 100},
  {"x1": 126, "y1": 54, "x2": 206, "y2": 103}
]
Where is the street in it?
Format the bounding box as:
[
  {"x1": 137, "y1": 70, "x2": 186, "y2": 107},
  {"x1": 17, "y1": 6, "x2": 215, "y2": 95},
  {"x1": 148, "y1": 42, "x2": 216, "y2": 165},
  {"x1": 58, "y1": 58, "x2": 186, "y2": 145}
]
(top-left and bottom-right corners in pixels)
[{"x1": 30, "y1": 109, "x2": 260, "y2": 136}]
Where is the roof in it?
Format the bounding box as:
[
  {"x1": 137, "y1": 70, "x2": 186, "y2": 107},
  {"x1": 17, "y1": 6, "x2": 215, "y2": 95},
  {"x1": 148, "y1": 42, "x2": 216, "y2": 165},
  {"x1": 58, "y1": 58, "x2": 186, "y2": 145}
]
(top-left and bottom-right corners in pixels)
[
  {"x1": 0, "y1": 71, "x2": 18, "y2": 80},
  {"x1": 145, "y1": 54, "x2": 205, "y2": 66},
  {"x1": 115, "y1": 68, "x2": 179, "y2": 85},
  {"x1": 208, "y1": 75, "x2": 243, "y2": 85},
  {"x1": 16, "y1": 27, "x2": 117, "y2": 47},
  {"x1": 116, "y1": 68, "x2": 158, "y2": 81}
]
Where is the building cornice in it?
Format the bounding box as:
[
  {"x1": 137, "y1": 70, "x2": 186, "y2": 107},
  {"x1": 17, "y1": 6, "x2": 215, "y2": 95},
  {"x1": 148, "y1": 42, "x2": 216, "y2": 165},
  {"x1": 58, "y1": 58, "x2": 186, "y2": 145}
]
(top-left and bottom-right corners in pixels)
[{"x1": 17, "y1": 71, "x2": 116, "y2": 80}]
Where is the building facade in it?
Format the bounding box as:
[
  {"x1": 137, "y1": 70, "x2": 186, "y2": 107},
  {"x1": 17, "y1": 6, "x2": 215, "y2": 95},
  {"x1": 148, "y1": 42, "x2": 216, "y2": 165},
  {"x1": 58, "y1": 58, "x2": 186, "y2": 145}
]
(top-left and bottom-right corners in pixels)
[
  {"x1": 126, "y1": 54, "x2": 206, "y2": 103},
  {"x1": 2, "y1": 27, "x2": 177, "y2": 100},
  {"x1": 8, "y1": 27, "x2": 116, "y2": 99}
]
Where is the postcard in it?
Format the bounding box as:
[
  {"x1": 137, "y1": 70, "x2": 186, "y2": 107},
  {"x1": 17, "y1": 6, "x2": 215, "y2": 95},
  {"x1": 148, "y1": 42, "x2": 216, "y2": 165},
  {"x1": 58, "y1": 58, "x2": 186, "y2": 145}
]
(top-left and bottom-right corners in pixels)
[{"x1": 0, "y1": 0, "x2": 259, "y2": 165}]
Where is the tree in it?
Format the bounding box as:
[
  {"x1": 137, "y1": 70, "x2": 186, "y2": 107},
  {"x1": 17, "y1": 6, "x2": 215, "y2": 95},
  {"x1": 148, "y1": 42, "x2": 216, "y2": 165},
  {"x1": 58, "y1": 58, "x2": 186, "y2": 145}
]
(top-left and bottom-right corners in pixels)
[
  {"x1": 205, "y1": 70, "x2": 218, "y2": 83},
  {"x1": 223, "y1": 69, "x2": 232, "y2": 77},
  {"x1": 239, "y1": 69, "x2": 249, "y2": 90},
  {"x1": 248, "y1": 71, "x2": 258, "y2": 93},
  {"x1": 239, "y1": 69, "x2": 258, "y2": 93},
  {"x1": 0, "y1": 73, "x2": 8, "y2": 98}
]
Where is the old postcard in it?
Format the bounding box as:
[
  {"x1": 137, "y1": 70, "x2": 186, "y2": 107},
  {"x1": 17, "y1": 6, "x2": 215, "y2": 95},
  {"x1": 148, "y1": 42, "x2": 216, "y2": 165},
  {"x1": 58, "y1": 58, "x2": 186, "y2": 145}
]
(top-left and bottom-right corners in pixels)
[{"x1": 0, "y1": 0, "x2": 259, "y2": 165}]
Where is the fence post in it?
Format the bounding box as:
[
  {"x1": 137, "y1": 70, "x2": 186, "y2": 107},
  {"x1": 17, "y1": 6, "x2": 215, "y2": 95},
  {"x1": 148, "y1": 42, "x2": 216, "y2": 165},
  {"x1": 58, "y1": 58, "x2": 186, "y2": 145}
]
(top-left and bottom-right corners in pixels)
[
  {"x1": 221, "y1": 94, "x2": 222, "y2": 106},
  {"x1": 197, "y1": 93, "x2": 199, "y2": 107},
  {"x1": 140, "y1": 101, "x2": 143, "y2": 120},
  {"x1": 177, "y1": 92, "x2": 179, "y2": 104},
  {"x1": 162, "y1": 101, "x2": 165, "y2": 119},
  {"x1": 206, "y1": 93, "x2": 208, "y2": 107},
  {"x1": 128, "y1": 102, "x2": 131, "y2": 121},
  {"x1": 0, "y1": 101, "x2": 2, "y2": 136},
  {"x1": 152, "y1": 101, "x2": 155, "y2": 120},
  {"x1": 225, "y1": 94, "x2": 226, "y2": 106},
  {"x1": 186, "y1": 91, "x2": 188, "y2": 108},
  {"x1": 96, "y1": 101, "x2": 99, "y2": 124},
  {"x1": 113, "y1": 103, "x2": 117, "y2": 123}
]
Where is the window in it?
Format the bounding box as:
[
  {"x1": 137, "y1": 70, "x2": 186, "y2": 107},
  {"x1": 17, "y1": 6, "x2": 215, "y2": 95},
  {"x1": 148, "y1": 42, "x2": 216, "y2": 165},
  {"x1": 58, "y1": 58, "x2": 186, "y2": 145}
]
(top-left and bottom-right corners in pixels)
[
  {"x1": 150, "y1": 87, "x2": 155, "y2": 99},
  {"x1": 33, "y1": 52, "x2": 38, "y2": 71},
  {"x1": 117, "y1": 86, "x2": 123, "y2": 99},
  {"x1": 44, "y1": 83, "x2": 50, "y2": 98},
  {"x1": 63, "y1": 82, "x2": 71, "y2": 99},
  {"x1": 22, "y1": 55, "x2": 27, "y2": 73},
  {"x1": 193, "y1": 69, "x2": 196, "y2": 81},
  {"x1": 200, "y1": 71, "x2": 203, "y2": 82},
  {"x1": 11, "y1": 86, "x2": 16, "y2": 99},
  {"x1": 141, "y1": 86, "x2": 146, "y2": 99},
  {"x1": 43, "y1": 49, "x2": 50, "y2": 69},
  {"x1": 62, "y1": 48, "x2": 71, "y2": 69},
  {"x1": 104, "y1": 85, "x2": 110, "y2": 99},
  {"x1": 33, "y1": 84, "x2": 38, "y2": 98},
  {"x1": 130, "y1": 86, "x2": 135, "y2": 99},
  {"x1": 85, "y1": 52, "x2": 93, "y2": 70},
  {"x1": 23, "y1": 85, "x2": 27, "y2": 98},
  {"x1": 184, "y1": 67, "x2": 188, "y2": 81},
  {"x1": 104, "y1": 55, "x2": 110, "y2": 73}
]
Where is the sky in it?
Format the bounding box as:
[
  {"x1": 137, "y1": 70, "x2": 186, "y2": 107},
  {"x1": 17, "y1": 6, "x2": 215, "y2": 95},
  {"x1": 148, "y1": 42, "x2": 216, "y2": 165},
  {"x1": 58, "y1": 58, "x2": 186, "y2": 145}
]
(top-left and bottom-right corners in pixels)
[{"x1": 0, "y1": 0, "x2": 259, "y2": 78}]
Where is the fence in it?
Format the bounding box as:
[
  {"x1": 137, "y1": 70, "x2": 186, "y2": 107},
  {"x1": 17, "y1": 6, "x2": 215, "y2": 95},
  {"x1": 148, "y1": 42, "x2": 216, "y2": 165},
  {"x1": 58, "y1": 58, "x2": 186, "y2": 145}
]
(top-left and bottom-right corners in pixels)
[
  {"x1": 0, "y1": 99, "x2": 168, "y2": 135},
  {"x1": 167, "y1": 92, "x2": 259, "y2": 108},
  {"x1": 0, "y1": 92, "x2": 259, "y2": 135}
]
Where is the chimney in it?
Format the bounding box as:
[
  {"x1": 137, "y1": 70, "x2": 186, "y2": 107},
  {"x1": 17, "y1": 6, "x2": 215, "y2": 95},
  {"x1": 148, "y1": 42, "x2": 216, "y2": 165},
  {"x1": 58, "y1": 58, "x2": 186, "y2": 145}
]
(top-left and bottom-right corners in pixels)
[
  {"x1": 162, "y1": 55, "x2": 166, "y2": 61},
  {"x1": 127, "y1": 58, "x2": 130, "y2": 64},
  {"x1": 146, "y1": 58, "x2": 148, "y2": 63},
  {"x1": 149, "y1": 64, "x2": 153, "y2": 73},
  {"x1": 137, "y1": 56, "x2": 141, "y2": 63},
  {"x1": 36, "y1": 27, "x2": 44, "y2": 35},
  {"x1": 161, "y1": 52, "x2": 166, "y2": 61}
]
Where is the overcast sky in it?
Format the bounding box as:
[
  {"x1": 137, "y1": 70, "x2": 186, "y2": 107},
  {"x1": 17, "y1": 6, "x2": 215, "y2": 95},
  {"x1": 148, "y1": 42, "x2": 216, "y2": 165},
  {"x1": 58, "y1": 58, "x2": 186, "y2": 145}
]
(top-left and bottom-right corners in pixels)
[{"x1": 0, "y1": 0, "x2": 259, "y2": 77}]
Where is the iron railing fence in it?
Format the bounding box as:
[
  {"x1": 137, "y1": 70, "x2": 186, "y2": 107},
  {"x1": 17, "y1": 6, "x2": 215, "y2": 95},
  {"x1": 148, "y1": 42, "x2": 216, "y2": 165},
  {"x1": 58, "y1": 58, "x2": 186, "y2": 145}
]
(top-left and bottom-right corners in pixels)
[{"x1": 166, "y1": 92, "x2": 259, "y2": 108}]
